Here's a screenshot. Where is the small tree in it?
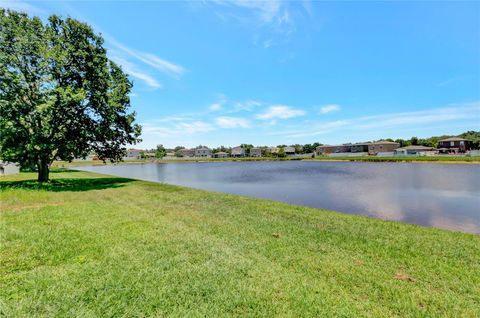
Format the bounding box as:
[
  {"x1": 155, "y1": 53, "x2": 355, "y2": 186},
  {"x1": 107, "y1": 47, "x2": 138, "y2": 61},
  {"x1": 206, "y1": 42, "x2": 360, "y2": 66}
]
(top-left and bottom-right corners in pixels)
[
  {"x1": 0, "y1": 10, "x2": 141, "y2": 181},
  {"x1": 155, "y1": 144, "x2": 166, "y2": 159}
]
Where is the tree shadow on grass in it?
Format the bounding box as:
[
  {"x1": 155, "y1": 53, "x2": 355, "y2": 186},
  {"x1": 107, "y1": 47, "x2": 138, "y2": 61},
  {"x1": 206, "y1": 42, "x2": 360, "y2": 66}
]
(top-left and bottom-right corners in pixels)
[{"x1": 0, "y1": 177, "x2": 134, "y2": 192}]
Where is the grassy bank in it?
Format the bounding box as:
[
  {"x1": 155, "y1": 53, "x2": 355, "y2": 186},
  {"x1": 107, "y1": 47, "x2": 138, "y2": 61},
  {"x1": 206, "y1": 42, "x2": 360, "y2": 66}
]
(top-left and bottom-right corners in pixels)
[
  {"x1": 1, "y1": 170, "x2": 479, "y2": 317},
  {"x1": 51, "y1": 155, "x2": 480, "y2": 168},
  {"x1": 313, "y1": 155, "x2": 480, "y2": 164}
]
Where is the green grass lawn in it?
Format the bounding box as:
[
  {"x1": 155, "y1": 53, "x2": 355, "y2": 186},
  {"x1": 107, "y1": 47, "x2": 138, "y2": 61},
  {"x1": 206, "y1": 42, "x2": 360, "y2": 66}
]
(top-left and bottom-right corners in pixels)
[
  {"x1": 1, "y1": 170, "x2": 479, "y2": 317},
  {"x1": 313, "y1": 155, "x2": 480, "y2": 163}
]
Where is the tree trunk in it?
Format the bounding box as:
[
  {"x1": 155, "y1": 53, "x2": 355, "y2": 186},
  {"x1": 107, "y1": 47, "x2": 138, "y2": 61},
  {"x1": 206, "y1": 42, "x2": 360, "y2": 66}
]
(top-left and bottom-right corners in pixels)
[{"x1": 37, "y1": 158, "x2": 50, "y2": 182}]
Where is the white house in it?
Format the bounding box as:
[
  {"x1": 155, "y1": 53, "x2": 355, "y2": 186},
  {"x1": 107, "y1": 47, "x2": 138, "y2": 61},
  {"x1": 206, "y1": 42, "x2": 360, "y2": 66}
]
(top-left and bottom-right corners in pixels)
[
  {"x1": 0, "y1": 161, "x2": 20, "y2": 176},
  {"x1": 195, "y1": 147, "x2": 212, "y2": 158},
  {"x1": 124, "y1": 149, "x2": 143, "y2": 160}
]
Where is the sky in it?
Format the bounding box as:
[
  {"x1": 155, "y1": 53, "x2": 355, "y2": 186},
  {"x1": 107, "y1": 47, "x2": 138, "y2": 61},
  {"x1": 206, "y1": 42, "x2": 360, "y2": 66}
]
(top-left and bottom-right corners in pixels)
[{"x1": 1, "y1": 0, "x2": 480, "y2": 148}]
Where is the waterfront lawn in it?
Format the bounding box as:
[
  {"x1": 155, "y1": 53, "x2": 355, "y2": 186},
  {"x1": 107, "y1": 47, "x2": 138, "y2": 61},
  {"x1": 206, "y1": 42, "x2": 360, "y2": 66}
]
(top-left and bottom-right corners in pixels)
[
  {"x1": 1, "y1": 170, "x2": 479, "y2": 317},
  {"x1": 313, "y1": 155, "x2": 480, "y2": 163}
]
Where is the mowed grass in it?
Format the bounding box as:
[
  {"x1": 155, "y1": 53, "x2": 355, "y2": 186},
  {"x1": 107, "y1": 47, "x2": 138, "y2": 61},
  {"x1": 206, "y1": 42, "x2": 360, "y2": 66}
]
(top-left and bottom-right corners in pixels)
[{"x1": 1, "y1": 170, "x2": 479, "y2": 317}]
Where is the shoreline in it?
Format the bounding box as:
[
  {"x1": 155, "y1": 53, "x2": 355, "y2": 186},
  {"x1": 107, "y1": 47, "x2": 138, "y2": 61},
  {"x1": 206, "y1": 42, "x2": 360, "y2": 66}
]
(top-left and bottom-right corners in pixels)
[{"x1": 52, "y1": 155, "x2": 480, "y2": 167}]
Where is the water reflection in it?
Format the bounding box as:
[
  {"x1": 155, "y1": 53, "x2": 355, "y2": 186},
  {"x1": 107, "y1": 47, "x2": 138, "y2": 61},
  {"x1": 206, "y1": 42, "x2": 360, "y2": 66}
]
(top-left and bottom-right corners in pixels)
[{"x1": 76, "y1": 161, "x2": 480, "y2": 234}]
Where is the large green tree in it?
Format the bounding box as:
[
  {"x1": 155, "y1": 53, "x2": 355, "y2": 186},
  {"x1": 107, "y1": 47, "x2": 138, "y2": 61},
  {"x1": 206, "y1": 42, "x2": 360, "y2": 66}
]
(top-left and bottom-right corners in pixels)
[{"x1": 0, "y1": 10, "x2": 141, "y2": 181}]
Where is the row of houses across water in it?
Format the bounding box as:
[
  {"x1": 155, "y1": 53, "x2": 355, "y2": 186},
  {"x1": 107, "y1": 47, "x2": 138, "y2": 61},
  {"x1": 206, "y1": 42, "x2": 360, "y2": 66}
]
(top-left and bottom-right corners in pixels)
[
  {"x1": 316, "y1": 137, "x2": 475, "y2": 157},
  {"x1": 117, "y1": 137, "x2": 479, "y2": 161},
  {"x1": 173, "y1": 146, "x2": 299, "y2": 159}
]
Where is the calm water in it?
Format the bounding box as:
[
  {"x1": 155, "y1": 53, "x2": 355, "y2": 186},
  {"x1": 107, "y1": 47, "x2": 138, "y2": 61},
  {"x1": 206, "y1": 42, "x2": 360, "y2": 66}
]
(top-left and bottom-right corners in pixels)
[{"x1": 76, "y1": 161, "x2": 480, "y2": 234}]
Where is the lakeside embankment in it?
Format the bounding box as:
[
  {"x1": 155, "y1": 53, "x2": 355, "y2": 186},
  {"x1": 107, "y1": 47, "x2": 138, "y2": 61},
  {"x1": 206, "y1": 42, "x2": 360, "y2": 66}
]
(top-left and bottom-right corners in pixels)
[
  {"x1": 1, "y1": 170, "x2": 479, "y2": 317},
  {"x1": 52, "y1": 155, "x2": 480, "y2": 167}
]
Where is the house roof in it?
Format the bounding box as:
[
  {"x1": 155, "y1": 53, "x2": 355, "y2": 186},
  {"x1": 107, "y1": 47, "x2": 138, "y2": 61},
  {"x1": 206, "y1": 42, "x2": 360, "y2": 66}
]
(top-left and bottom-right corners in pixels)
[
  {"x1": 397, "y1": 145, "x2": 436, "y2": 150},
  {"x1": 371, "y1": 141, "x2": 399, "y2": 145},
  {"x1": 316, "y1": 145, "x2": 337, "y2": 149},
  {"x1": 196, "y1": 147, "x2": 210, "y2": 150},
  {"x1": 215, "y1": 151, "x2": 228, "y2": 155},
  {"x1": 439, "y1": 137, "x2": 469, "y2": 142},
  {"x1": 352, "y1": 142, "x2": 371, "y2": 146}
]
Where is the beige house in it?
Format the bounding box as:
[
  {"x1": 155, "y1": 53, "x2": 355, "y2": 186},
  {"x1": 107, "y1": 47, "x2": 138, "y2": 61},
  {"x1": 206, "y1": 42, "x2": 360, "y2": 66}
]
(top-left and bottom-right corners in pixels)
[
  {"x1": 368, "y1": 141, "x2": 400, "y2": 155},
  {"x1": 283, "y1": 146, "x2": 295, "y2": 155},
  {"x1": 315, "y1": 145, "x2": 337, "y2": 156},
  {"x1": 250, "y1": 148, "x2": 262, "y2": 157},
  {"x1": 177, "y1": 149, "x2": 195, "y2": 157},
  {"x1": 213, "y1": 151, "x2": 229, "y2": 158},
  {"x1": 231, "y1": 146, "x2": 245, "y2": 157},
  {"x1": 265, "y1": 147, "x2": 279, "y2": 154}
]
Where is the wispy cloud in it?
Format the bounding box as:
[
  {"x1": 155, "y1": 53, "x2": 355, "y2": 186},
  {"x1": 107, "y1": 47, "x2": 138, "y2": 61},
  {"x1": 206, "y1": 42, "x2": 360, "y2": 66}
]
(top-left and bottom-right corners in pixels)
[
  {"x1": 107, "y1": 37, "x2": 185, "y2": 79},
  {"x1": 257, "y1": 105, "x2": 306, "y2": 120},
  {"x1": 110, "y1": 56, "x2": 162, "y2": 89},
  {"x1": 216, "y1": 116, "x2": 251, "y2": 128},
  {"x1": 319, "y1": 104, "x2": 341, "y2": 114},
  {"x1": 280, "y1": 102, "x2": 480, "y2": 138},
  {"x1": 142, "y1": 120, "x2": 214, "y2": 137},
  {"x1": 436, "y1": 78, "x2": 457, "y2": 87},
  {"x1": 209, "y1": 103, "x2": 223, "y2": 111},
  {"x1": 209, "y1": 0, "x2": 302, "y2": 48},
  {"x1": 233, "y1": 99, "x2": 262, "y2": 112}
]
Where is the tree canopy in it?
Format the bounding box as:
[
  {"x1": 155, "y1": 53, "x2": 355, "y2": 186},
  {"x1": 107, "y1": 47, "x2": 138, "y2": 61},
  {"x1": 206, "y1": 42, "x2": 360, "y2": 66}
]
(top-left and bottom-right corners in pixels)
[{"x1": 0, "y1": 10, "x2": 141, "y2": 181}]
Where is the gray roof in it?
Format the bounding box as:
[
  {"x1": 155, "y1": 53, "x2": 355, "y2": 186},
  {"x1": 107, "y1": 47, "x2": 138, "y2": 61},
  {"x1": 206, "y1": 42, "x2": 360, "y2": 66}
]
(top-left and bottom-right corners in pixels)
[
  {"x1": 439, "y1": 137, "x2": 469, "y2": 142},
  {"x1": 397, "y1": 145, "x2": 436, "y2": 150},
  {"x1": 371, "y1": 140, "x2": 399, "y2": 145}
]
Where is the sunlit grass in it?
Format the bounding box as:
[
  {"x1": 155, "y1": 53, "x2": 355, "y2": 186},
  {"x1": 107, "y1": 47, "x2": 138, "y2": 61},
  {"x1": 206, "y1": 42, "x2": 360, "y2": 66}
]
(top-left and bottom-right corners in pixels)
[{"x1": 1, "y1": 170, "x2": 479, "y2": 317}]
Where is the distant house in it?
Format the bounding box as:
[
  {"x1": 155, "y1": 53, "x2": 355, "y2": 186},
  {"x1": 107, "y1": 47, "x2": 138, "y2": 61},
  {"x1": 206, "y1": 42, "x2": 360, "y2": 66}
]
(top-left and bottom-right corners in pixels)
[
  {"x1": 213, "y1": 151, "x2": 229, "y2": 158},
  {"x1": 143, "y1": 152, "x2": 156, "y2": 159},
  {"x1": 315, "y1": 145, "x2": 337, "y2": 156},
  {"x1": 0, "y1": 161, "x2": 19, "y2": 176},
  {"x1": 250, "y1": 147, "x2": 262, "y2": 157},
  {"x1": 283, "y1": 146, "x2": 296, "y2": 155},
  {"x1": 368, "y1": 141, "x2": 400, "y2": 155},
  {"x1": 177, "y1": 149, "x2": 195, "y2": 157},
  {"x1": 336, "y1": 144, "x2": 352, "y2": 153},
  {"x1": 351, "y1": 143, "x2": 370, "y2": 153},
  {"x1": 438, "y1": 137, "x2": 472, "y2": 153},
  {"x1": 265, "y1": 147, "x2": 279, "y2": 154},
  {"x1": 125, "y1": 149, "x2": 143, "y2": 159},
  {"x1": 394, "y1": 145, "x2": 437, "y2": 156},
  {"x1": 231, "y1": 146, "x2": 245, "y2": 158},
  {"x1": 195, "y1": 147, "x2": 212, "y2": 158}
]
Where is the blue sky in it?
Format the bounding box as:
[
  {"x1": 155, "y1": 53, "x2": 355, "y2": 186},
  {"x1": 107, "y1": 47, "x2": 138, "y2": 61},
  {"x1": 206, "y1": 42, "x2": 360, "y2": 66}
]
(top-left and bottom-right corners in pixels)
[{"x1": 2, "y1": 0, "x2": 480, "y2": 148}]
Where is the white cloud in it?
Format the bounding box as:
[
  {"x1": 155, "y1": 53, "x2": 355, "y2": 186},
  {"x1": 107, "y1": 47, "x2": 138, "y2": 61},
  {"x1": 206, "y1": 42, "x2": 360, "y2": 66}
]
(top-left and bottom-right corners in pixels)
[
  {"x1": 177, "y1": 121, "x2": 214, "y2": 133},
  {"x1": 216, "y1": 116, "x2": 251, "y2": 128},
  {"x1": 235, "y1": 99, "x2": 262, "y2": 111},
  {"x1": 277, "y1": 102, "x2": 480, "y2": 138},
  {"x1": 257, "y1": 105, "x2": 306, "y2": 120},
  {"x1": 142, "y1": 121, "x2": 214, "y2": 137},
  {"x1": 319, "y1": 104, "x2": 341, "y2": 114},
  {"x1": 106, "y1": 37, "x2": 185, "y2": 79},
  {"x1": 110, "y1": 56, "x2": 162, "y2": 89},
  {"x1": 209, "y1": 103, "x2": 223, "y2": 111}
]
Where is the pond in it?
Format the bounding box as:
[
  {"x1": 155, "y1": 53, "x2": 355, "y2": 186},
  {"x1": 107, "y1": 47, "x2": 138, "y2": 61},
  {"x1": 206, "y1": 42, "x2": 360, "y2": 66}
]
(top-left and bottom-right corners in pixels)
[{"x1": 76, "y1": 161, "x2": 480, "y2": 234}]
